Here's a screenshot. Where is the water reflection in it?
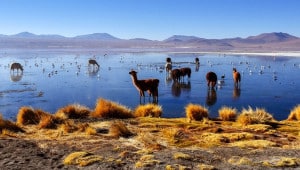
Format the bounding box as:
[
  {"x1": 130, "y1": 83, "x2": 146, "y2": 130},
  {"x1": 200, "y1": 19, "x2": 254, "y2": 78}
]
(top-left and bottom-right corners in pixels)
[
  {"x1": 171, "y1": 81, "x2": 191, "y2": 97},
  {"x1": 195, "y1": 57, "x2": 200, "y2": 72},
  {"x1": 233, "y1": 86, "x2": 241, "y2": 99},
  {"x1": 10, "y1": 72, "x2": 23, "y2": 82},
  {"x1": 206, "y1": 88, "x2": 217, "y2": 106},
  {"x1": 88, "y1": 66, "x2": 99, "y2": 77}
]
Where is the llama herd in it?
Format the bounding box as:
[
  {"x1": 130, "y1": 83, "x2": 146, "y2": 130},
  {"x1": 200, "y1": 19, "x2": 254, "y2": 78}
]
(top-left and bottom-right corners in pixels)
[
  {"x1": 129, "y1": 57, "x2": 241, "y2": 104},
  {"x1": 8, "y1": 56, "x2": 241, "y2": 105}
]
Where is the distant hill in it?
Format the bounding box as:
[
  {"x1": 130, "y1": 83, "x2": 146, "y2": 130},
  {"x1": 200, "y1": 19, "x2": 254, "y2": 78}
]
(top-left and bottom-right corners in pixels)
[
  {"x1": 11, "y1": 32, "x2": 66, "y2": 39},
  {"x1": 163, "y1": 35, "x2": 203, "y2": 42},
  {"x1": 0, "y1": 31, "x2": 299, "y2": 52},
  {"x1": 74, "y1": 33, "x2": 120, "y2": 40},
  {"x1": 245, "y1": 32, "x2": 299, "y2": 43}
]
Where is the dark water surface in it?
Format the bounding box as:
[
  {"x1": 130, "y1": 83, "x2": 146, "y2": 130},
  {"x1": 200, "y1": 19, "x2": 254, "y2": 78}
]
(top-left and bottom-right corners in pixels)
[{"x1": 1, "y1": 51, "x2": 299, "y2": 120}]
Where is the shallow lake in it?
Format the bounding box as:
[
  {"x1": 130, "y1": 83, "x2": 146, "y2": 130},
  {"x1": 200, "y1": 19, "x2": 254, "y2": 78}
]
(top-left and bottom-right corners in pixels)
[{"x1": 1, "y1": 51, "x2": 299, "y2": 121}]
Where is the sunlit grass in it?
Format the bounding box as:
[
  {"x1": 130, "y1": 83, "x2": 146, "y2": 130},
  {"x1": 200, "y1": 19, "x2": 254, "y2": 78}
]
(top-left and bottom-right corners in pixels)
[
  {"x1": 134, "y1": 104, "x2": 162, "y2": 118},
  {"x1": 218, "y1": 106, "x2": 237, "y2": 121},
  {"x1": 55, "y1": 104, "x2": 91, "y2": 120},
  {"x1": 185, "y1": 103, "x2": 208, "y2": 122},
  {"x1": 287, "y1": 104, "x2": 300, "y2": 121},
  {"x1": 109, "y1": 121, "x2": 133, "y2": 138},
  {"x1": 236, "y1": 107, "x2": 274, "y2": 125},
  {"x1": 0, "y1": 113, "x2": 24, "y2": 134},
  {"x1": 16, "y1": 107, "x2": 61, "y2": 129},
  {"x1": 91, "y1": 98, "x2": 133, "y2": 119}
]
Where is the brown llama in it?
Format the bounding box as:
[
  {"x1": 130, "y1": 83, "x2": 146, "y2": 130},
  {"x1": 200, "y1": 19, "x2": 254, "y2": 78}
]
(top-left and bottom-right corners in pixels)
[
  {"x1": 171, "y1": 69, "x2": 181, "y2": 82},
  {"x1": 195, "y1": 57, "x2": 200, "y2": 65},
  {"x1": 88, "y1": 59, "x2": 100, "y2": 68},
  {"x1": 129, "y1": 70, "x2": 159, "y2": 103},
  {"x1": 206, "y1": 71, "x2": 217, "y2": 89},
  {"x1": 179, "y1": 67, "x2": 191, "y2": 81},
  {"x1": 10, "y1": 63, "x2": 23, "y2": 73},
  {"x1": 233, "y1": 68, "x2": 241, "y2": 87}
]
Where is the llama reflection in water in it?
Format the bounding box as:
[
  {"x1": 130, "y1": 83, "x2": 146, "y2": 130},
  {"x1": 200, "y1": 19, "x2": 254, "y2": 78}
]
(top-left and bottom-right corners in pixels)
[
  {"x1": 206, "y1": 88, "x2": 217, "y2": 106},
  {"x1": 195, "y1": 57, "x2": 200, "y2": 72},
  {"x1": 233, "y1": 85, "x2": 241, "y2": 99},
  {"x1": 88, "y1": 65, "x2": 99, "y2": 77},
  {"x1": 171, "y1": 81, "x2": 191, "y2": 97},
  {"x1": 10, "y1": 72, "x2": 23, "y2": 82}
]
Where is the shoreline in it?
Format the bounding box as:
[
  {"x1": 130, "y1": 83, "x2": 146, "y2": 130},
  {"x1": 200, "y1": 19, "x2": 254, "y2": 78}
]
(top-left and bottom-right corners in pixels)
[
  {"x1": 1, "y1": 48, "x2": 300, "y2": 57},
  {"x1": 167, "y1": 51, "x2": 300, "y2": 57}
]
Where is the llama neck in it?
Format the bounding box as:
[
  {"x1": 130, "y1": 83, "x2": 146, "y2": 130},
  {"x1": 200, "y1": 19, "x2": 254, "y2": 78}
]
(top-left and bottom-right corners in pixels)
[{"x1": 130, "y1": 75, "x2": 139, "y2": 85}]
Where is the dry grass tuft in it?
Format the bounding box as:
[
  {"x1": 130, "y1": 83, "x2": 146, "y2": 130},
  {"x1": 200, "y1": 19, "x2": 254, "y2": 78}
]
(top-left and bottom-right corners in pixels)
[
  {"x1": 109, "y1": 121, "x2": 133, "y2": 138},
  {"x1": 55, "y1": 104, "x2": 91, "y2": 120},
  {"x1": 185, "y1": 103, "x2": 208, "y2": 122},
  {"x1": 229, "y1": 139, "x2": 277, "y2": 148},
  {"x1": 16, "y1": 107, "x2": 61, "y2": 129},
  {"x1": 0, "y1": 114, "x2": 24, "y2": 133},
  {"x1": 91, "y1": 98, "x2": 133, "y2": 119},
  {"x1": 287, "y1": 104, "x2": 300, "y2": 121},
  {"x1": 228, "y1": 156, "x2": 253, "y2": 166},
  {"x1": 134, "y1": 104, "x2": 162, "y2": 117},
  {"x1": 60, "y1": 120, "x2": 95, "y2": 134},
  {"x1": 173, "y1": 152, "x2": 192, "y2": 160},
  {"x1": 63, "y1": 151, "x2": 103, "y2": 166},
  {"x1": 263, "y1": 157, "x2": 300, "y2": 167},
  {"x1": 16, "y1": 107, "x2": 39, "y2": 125},
  {"x1": 135, "y1": 154, "x2": 161, "y2": 168},
  {"x1": 236, "y1": 107, "x2": 274, "y2": 125},
  {"x1": 218, "y1": 106, "x2": 237, "y2": 121},
  {"x1": 36, "y1": 109, "x2": 61, "y2": 129}
]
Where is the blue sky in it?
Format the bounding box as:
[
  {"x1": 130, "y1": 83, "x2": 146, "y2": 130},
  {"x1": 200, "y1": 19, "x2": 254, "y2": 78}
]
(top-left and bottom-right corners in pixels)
[{"x1": 0, "y1": 0, "x2": 299, "y2": 40}]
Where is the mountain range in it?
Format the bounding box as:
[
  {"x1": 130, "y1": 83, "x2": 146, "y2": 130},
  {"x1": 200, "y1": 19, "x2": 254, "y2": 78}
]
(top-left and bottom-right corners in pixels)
[{"x1": 1, "y1": 32, "x2": 300, "y2": 52}]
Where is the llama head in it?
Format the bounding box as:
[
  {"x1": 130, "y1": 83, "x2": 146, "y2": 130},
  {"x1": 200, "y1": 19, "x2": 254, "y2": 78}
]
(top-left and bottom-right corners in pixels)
[{"x1": 129, "y1": 70, "x2": 137, "y2": 76}]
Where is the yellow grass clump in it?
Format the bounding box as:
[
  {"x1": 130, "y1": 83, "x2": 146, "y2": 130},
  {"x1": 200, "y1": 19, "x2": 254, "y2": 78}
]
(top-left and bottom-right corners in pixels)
[
  {"x1": 55, "y1": 104, "x2": 91, "y2": 120},
  {"x1": 173, "y1": 152, "x2": 192, "y2": 160},
  {"x1": 185, "y1": 103, "x2": 208, "y2": 122},
  {"x1": 60, "y1": 120, "x2": 96, "y2": 135},
  {"x1": 109, "y1": 121, "x2": 133, "y2": 138},
  {"x1": 0, "y1": 114, "x2": 24, "y2": 133},
  {"x1": 16, "y1": 107, "x2": 61, "y2": 129},
  {"x1": 218, "y1": 106, "x2": 237, "y2": 121},
  {"x1": 134, "y1": 104, "x2": 162, "y2": 117},
  {"x1": 38, "y1": 111, "x2": 58, "y2": 129},
  {"x1": 16, "y1": 107, "x2": 40, "y2": 125},
  {"x1": 63, "y1": 151, "x2": 103, "y2": 166},
  {"x1": 287, "y1": 104, "x2": 300, "y2": 121},
  {"x1": 91, "y1": 98, "x2": 133, "y2": 119},
  {"x1": 236, "y1": 107, "x2": 274, "y2": 126}
]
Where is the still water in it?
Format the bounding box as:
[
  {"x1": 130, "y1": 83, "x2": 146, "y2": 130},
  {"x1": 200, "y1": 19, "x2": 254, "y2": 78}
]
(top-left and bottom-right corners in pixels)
[{"x1": 0, "y1": 51, "x2": 299, "y2": 120}]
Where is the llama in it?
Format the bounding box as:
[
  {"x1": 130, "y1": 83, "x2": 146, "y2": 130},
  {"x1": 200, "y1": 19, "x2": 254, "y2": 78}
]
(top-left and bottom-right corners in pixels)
[
  {"x1": 179, "y1": 67, "x2": 191, "y2": 81},
  {"x1": 165, "y1": 63, "x2": 172, "y2": 72},
  {"x1": 195, "y1": 57, "x2": 200, "y2": 66},
  {"x1": 206, "y1": 71, "x2": 217, "y2": 89},
  {"x1": 195, "y1": 57, "x2": 200, "y2": 72},
  {"x1": 165, "y1": 57, "x2": 172, "y2": 72},
  {"x1": 88, "y1": 59, "x2": 100, "y2": 68},
  {"x1": 10, "y1": 63, "x2": 23, "y2": 73},
  {"x1": 233, "y1": 68, "x2": 241, "y2": 88},
  {"x1": 171, "y1": 69, "x2": 181, "y2": 82},
  {"x1": 129, "y1": 70, "x2": 159, "y2": 103}
]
